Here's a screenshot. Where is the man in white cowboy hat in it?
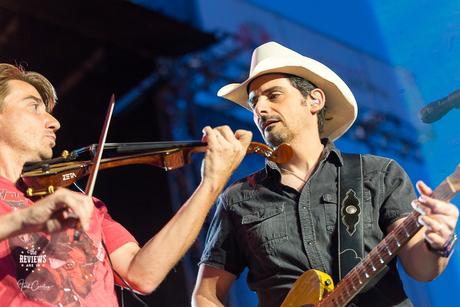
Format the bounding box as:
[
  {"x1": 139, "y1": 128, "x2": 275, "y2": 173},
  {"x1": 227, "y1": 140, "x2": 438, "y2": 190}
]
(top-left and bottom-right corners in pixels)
[{"x1": 192, "y1": 42, "x2": 458, "y2": 306}]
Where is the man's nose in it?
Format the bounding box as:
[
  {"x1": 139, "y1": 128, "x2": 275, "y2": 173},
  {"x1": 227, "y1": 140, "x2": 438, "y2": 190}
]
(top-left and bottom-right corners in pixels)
[
  {"x1": 253, "y1": 97, "x2": 269, "y2": 116},
  {"x1": 46, "y1": 113, "x2": 61, "y2": 132}
]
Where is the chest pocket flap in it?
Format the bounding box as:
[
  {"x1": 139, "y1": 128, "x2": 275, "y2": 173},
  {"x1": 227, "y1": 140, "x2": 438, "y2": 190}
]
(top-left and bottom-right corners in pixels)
[
  {"x1": 321, "y1": 193, "x2": 337, "y2": 204},
  {"x1": 241, "y1": 204, "x2": 284, "y2": 224}
]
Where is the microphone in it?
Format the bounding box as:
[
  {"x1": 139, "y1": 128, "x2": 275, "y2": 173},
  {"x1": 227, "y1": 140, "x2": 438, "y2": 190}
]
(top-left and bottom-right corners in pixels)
[{"x1": 420, "y1": 89, "x2": 460, "y2": 123}]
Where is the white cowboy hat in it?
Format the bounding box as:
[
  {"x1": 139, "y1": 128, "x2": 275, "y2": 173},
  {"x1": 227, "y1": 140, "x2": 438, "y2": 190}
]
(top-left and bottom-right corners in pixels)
[{"x1": 217, "y1": 41, "x2": 358, "y2": 141}]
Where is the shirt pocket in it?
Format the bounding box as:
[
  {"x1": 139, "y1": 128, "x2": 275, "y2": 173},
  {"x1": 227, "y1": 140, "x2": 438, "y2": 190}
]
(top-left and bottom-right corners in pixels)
[
  {"x1": 240, "y1": 203, "x2": 288, "y2": 255},
  {"x1": 322, "y1": 193, "x2": 337, "y2": 232},
  {"x1": 363, "y1": 189, "x2": 374, "y2": 227}
]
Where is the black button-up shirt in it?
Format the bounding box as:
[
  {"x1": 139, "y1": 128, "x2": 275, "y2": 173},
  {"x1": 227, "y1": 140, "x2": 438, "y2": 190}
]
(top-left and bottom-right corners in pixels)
[{"x1": 200, "y1": 141, "x2": 416, "y2": 307}]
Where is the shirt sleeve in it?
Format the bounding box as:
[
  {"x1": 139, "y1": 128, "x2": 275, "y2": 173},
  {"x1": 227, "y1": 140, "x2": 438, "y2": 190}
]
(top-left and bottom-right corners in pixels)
[
  {"x1": 95, "y1": 200, "x2": 138, "y2": 254},
  {"x1": 199, "y1": 196, "x2": 246, "y2": 277},
  {"x1": 379, "y1": 159, "x2": 416, "y2": 231}
]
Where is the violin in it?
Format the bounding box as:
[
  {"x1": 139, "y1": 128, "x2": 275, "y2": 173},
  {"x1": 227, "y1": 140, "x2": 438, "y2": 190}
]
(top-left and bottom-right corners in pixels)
[{"x1": 21, "y1": 141, "x2": 293, "y2": 197}]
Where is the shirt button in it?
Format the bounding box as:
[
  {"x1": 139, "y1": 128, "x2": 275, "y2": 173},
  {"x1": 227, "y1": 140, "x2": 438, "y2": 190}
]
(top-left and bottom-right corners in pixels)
[
  {"x1": 307, "y1": 241, "x2": 314, "y2": 245},
  {"x1": 302, "y1": 206, "x2": 307, "y2": 209}
]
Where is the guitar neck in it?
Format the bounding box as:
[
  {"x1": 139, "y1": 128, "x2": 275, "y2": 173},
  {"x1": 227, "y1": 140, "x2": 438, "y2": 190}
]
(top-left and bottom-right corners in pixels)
[{"x1": 319, "y1": 175, "x2": 459, "y2": 307}]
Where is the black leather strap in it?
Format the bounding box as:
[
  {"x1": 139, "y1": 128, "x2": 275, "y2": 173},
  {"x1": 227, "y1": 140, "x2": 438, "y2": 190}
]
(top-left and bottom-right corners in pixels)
[{"x1": 338, "y1": 154, "x2": 364, "y2": 280}]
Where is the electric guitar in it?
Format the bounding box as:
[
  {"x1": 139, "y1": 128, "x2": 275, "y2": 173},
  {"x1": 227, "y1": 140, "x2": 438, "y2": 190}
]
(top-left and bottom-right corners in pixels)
[{"x1": 281, "y1": 165, "x2": 460, "y2": 307}]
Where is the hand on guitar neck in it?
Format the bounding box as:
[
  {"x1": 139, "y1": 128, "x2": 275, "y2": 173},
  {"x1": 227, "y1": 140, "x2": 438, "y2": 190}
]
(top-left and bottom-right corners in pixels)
[{"x1": 413, "y1": 180, "x2": 458, "y2": 253}]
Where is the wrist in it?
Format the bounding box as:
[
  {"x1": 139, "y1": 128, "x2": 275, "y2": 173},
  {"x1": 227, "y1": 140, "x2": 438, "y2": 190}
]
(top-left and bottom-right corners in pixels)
[
  {"x1": 200, "y1": 177, "x2": 227, "y2": 196},
  {"x1": 425, "y1": 233, "x2": 457, "y2": 258},
  {"x1": 17, "y1": 207, "x2": 35, "y2": 233}
]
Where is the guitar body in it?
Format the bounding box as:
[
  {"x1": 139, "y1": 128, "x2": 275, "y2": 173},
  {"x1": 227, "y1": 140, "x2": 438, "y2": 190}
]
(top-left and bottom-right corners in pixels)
[{"x1": 281, "y1": 269, "x2": 334, "y2": 307}]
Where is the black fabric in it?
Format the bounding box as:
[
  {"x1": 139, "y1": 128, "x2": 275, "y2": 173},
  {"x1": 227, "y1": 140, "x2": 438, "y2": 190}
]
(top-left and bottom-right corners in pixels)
[{"x1": 199, "y1": 140, "x2": 416, "y2": 307}]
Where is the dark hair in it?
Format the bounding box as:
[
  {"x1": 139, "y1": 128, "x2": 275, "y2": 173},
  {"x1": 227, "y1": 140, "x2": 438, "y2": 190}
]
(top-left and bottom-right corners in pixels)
[
  {"x1": 287, "y1": 74, "x2": 327, "y2": 133},
  {"x1": 0, "y1": 63, "x2": 57, "y2": 112}
]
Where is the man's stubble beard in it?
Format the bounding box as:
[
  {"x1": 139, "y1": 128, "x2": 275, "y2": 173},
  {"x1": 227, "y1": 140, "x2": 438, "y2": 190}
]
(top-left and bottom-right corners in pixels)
[{"x1": 264, "y1": 123, "x2": 294, "y2": 147}]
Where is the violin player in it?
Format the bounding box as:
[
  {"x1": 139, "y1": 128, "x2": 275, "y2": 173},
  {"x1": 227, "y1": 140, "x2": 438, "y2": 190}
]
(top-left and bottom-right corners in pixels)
[{"x1": 0, "y1": 63, "x2": 252, "y2": 306}]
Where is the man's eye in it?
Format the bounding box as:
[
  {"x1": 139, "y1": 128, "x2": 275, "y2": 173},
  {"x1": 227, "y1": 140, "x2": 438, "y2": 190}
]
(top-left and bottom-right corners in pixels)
[
  {"x1": 268, "y1": 93, "x2": 280, "y2": 100},
  {"x1": 30, "y1": 102, "x2": 44, "y2": 112}
]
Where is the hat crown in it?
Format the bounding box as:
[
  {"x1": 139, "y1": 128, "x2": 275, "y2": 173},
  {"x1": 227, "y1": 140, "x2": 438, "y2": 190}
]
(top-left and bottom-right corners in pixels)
[{"x1": 250, "y1": 42, "x2": 302, "y2": 77}]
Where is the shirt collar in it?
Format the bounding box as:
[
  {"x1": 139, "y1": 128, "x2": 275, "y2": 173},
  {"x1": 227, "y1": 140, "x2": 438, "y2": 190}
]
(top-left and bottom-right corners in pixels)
[{"x1": 264, "y1": 139, "x2": 343, "y2": 180}]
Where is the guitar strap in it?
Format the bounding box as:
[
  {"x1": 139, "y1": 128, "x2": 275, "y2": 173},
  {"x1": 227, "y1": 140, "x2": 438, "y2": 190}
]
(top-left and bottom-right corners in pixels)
[{"x1": 338, "y1": 153, "x2": 364, "y2": 280}]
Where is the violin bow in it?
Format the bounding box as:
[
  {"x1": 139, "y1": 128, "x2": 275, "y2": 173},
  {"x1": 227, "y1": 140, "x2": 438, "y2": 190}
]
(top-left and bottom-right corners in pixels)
[{"x1": 74, "y1": 94, "x2": 115, "y2": 240}]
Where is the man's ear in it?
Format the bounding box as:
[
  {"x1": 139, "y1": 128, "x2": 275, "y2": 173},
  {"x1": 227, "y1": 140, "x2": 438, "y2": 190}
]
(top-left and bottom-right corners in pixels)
[{"x1": 309, "y1": 88, "x2": 326, "y2": 114}]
